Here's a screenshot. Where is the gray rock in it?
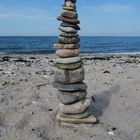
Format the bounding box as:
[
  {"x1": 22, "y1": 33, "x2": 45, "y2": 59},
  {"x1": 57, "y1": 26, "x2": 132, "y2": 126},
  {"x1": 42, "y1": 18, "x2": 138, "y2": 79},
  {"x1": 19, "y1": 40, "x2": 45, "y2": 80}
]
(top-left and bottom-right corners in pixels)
[
  {"x1": 64, "y1": 1, "x2": 76, "y2": 8},
  {"x1": 61, "y1": 9, "x2": 78, "y2": 19},
  {"x1": 61, "y1": 22, "x2": 80, "y2": 30},
  {"x1": 57, "y1": 16, "x2": 80, "y2": 24},
  {"x1": 59, "y1": 26, "x2": 77, "y2": 34},
  {"x1": 59, "y1": 98, "x2": 91, "y2": 114},
  {"x1": 53, "y1": 82, "x2": 87, "y2": 91},
  {"x1": 54, "y1": 66, "x2": 84, "y2": 84},
  {"x1": 54, "y1": 61, "x2": 82, "y2": 70},
  {"x1": 63, "y1": 6, "x2": 76, "y2": 11},
  {"x1": 58, "y1": 109, "x2": 89, "y2": 119},
  {"x1": 59, "y1": 36, "x2": 80, "y2": 44},
  {"x1": 56, "y1": 114, "x2": 97, "y2": 124},
  {"x1": 56, "y1": 49, "x2": 79, "y2": 58},
  {"x1": 60, "y1": 32, "x2": 79, "y2": 38},
  {"x1": 57, "y1": 90, "x2": 87, "y2": 104},
  {"x1": 53, "y1": 43, "x2": 80, "y2": 49},
  {"x1": 55, "y1": 56, "x2": 81, "y2": 64}
]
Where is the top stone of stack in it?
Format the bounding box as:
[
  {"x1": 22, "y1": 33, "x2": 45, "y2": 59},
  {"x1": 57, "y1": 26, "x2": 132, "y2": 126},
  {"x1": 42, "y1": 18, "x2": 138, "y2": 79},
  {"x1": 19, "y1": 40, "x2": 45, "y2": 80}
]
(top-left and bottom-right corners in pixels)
[
  {"x1": 57, "y1": 0, "x2": 80, "y2": 25},
  {"x1": 63, "y1": 0, "x2": 76, "y2": 11},
  {"x1": 66, "y1": 0, "x2": 77, "y2": 4}
]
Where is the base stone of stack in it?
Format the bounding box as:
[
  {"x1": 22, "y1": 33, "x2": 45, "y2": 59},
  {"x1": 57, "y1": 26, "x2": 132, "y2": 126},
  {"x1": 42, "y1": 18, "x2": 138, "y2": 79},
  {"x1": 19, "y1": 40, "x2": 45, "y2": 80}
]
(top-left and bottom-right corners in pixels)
[{"x1": 56, "y1": 114, "x2": 97, "y2": 124}]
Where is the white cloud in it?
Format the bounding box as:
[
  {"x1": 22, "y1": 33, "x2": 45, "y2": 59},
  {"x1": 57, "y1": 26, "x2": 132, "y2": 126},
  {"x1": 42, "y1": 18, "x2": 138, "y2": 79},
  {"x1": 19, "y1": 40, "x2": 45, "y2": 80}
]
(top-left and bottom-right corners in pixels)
[
  {"x1": 0, "y1": 5, "x2": 55, "y2": 21},
  {"x1": 82, "y1": 3, "x2": 135, "y2": 13}
]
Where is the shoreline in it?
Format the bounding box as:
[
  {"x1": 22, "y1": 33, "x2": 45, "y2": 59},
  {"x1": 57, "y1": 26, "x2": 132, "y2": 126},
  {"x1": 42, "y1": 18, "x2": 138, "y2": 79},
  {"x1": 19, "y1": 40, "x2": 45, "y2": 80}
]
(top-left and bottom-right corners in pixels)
[{"x1": 1, "y1": 52, "x2": 140, "y2": 57}]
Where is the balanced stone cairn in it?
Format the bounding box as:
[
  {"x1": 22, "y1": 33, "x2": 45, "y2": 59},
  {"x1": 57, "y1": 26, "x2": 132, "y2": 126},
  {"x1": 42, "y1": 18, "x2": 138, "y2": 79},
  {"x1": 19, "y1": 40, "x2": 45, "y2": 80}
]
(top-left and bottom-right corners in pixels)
[{"x1": 53, "y1": 0, "x2": 97, "y2": 124}]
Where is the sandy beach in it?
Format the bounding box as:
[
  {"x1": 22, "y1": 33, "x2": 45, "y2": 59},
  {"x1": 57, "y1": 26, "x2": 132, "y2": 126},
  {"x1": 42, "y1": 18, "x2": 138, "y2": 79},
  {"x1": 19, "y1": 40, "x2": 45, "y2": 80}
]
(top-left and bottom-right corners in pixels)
[{"x1": 0, "y1": 54, "x2": 140, "y2": 140}]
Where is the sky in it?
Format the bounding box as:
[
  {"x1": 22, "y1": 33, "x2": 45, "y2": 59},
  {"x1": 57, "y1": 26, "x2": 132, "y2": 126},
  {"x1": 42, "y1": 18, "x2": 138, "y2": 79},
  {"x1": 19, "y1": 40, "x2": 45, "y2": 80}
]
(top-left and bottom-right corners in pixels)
[{"x1": 0, "y1": 0, "x2": 140, "y2": 36}]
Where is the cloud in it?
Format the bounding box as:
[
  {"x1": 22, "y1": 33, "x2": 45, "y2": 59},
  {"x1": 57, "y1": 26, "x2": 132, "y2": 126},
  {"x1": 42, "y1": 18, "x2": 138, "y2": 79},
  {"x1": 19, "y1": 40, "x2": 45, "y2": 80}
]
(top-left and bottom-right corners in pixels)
[
  {"x1": 82, "y1": 3, "x2": 135, "y2": 13},
  {"x1": 0, "y1": 5, "x2": 55, "y2": 21}
]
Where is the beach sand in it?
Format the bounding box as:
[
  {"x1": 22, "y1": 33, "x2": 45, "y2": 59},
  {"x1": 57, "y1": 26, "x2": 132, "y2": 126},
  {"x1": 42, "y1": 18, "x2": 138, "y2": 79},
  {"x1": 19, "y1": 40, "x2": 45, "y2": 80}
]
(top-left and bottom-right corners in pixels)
[{"x1": 0, "y1": 54, "x2": 140, "y2": 140}]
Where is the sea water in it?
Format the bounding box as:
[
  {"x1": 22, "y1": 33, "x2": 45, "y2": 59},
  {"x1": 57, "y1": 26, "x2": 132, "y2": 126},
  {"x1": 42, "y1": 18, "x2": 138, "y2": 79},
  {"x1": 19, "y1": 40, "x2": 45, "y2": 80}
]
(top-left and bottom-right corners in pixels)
[{"x1": 0, "y1": 36, "x2": 140, "y2": 55}]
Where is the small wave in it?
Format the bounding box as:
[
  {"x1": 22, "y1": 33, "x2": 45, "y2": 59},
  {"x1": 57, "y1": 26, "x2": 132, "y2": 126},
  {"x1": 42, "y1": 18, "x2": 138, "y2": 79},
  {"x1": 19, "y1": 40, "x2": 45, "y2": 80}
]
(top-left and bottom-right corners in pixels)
[
  {"x1": 81, "y1": 52, "x2": 140, "y2": 56},
  {"x1": 0, "y1": 52, "x2": 7, "y2": 55}
]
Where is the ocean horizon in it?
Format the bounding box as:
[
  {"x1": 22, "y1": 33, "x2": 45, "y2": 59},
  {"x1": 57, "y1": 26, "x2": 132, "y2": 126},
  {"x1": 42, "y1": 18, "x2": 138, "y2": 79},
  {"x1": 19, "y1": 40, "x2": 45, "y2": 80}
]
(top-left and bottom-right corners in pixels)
[{"x1": 0, "y1": 36, "x2": 140, "y2": 55}]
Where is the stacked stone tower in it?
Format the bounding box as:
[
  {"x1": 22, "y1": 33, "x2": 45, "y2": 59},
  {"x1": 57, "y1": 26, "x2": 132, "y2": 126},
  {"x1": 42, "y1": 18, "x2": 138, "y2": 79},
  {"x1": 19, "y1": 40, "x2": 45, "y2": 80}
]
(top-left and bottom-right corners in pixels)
[{"x1": 53, "y1": 0, "x2": 97, "y2": 124}]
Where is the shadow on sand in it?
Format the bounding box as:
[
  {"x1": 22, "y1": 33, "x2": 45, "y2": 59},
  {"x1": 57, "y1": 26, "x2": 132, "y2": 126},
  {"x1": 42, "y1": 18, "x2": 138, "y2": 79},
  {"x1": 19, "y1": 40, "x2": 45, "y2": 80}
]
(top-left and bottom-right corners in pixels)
[{"x1": 89, "y1": 84, "x2": 120, "y2": 118}]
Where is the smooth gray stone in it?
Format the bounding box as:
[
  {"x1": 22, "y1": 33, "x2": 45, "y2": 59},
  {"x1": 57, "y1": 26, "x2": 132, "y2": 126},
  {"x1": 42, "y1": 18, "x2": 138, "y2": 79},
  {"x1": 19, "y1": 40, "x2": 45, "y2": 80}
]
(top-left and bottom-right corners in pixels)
[
  {"x1": 57, "y1": 90, "x2": 87, "y2": 105},
  {"x1": 61, "y1": 9, "x2": 78, "y2": 19},
  {"x1": 57, "y1": 16, "x2": 80, "y2": 24},
  {"x1": 64, "y1": 1, "x2": 76, "y2": 8},
  {"x1": 59, "y1": 26, "x2": 78, "y2": 34},
  {"x1": 54, "y1": 66, "x2": 84, "y2": 84},
  {"x1": 61, "y1": 22, "x2": 80, "y2": 30},
  {"x1": 52, "y1": 82, "x2": 88, "y2": 91},
  {"x1": 59, "y1": 98, "x2": 91, "y2": 114},
  {"x1": 60, "y1": 32, "x2": 79, "y2": 38},
  {"x1": 53, "y1": 43, "x2": 80, "y2": 49},
  {"x1": 55, "y1": 57, "x2": 81, "y2": 64},
  {"x1": 59, "y1": 37, "x2": 80, "y2": 44},
  {"x1": 56, "y1": 49, "x2": 79, "y2": 58},
  {"x1": 63, "y1": 6, "x2": 76, "y2": 12},
  {"x1": 58, "y1": 109, "x2": 89, "y2": 119},
  {"x1": 56, "y1": 114, "x2": 97, "y2": 124},
  {"x1": 54, "y1": 61, "x2": 82, "y2": 70}
]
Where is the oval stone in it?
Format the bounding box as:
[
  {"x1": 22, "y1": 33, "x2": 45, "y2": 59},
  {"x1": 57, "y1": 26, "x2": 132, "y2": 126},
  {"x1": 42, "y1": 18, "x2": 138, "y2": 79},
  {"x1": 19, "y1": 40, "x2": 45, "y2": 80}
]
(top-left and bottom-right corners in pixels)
[
  {"x1": 52, "y1": 82, "x2": 87, "y2": 91},
  {"x1": 61, "y1": 10, "x2": 78, "y2": 19},
  {"x1": 57, "y1": 16, "x2": 80, "y2": 24},
  {"x1": 59, "y1": 37, "x2": 80, "y2": 44},
  {"x1": 64, "y1": 1, "x2": 75, "y2": 8},
  {"x1": 56, "y1": 49, "x2": 79, "y2": 58},
  {"x1": 53, "y1": 43, "x2": 80, "y2": 49},
  {"x1": 63, "y1": 6, "x2": 76, "y2": 11},
  {"x1": 58, "y1": 109, "x2": 89, "y2": 119},
  {"x1": 60, "y1": 32, "x2": 79, "y2": 38},
  {"x1": 54, "y1": 61, "x2": 82, "y2": 70},
  {"x1": 54, "y1": 66, "x2": 84, "y2": 84},
  {"x1": 57, "y1": 90, "x2": 87, "y2": 105},
  {"x1": 59, "y1": 26, "x2": 77, "y2": 34},
  {"x1": 59, "y1": 98, "x2": 91, "y2": 114},
  {"x1": 55, "y1": 56, "x2": 81, "y2": 64},
  {"x1": 61, "y1": 22, "x2": 80, "y2": 30},
  {"x1": 56, "y1": 114, "x2": 97, "y2": 124}
]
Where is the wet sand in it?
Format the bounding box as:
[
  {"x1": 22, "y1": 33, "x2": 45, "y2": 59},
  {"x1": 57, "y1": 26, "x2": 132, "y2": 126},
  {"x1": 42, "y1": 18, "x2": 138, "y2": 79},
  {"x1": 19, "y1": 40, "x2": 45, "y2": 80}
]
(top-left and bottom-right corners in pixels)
[{"x1": 0, "y1": 54, "x2": 140, "y2": 140}]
